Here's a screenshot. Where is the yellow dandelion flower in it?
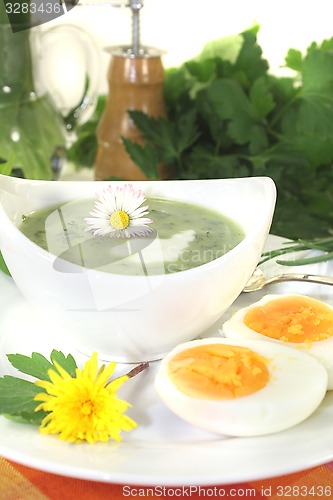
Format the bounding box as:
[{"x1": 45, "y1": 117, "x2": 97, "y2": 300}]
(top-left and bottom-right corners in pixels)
[{"x1": 34, "y1": 352, "x2": 137, "y2": 444}]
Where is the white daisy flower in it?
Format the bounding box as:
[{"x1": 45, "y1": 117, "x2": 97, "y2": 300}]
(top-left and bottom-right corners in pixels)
[{"x1": 84, "y1": 184, "x2": 153, "y2": 238}]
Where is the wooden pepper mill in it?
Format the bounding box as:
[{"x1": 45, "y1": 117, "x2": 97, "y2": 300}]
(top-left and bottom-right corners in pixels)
[
  {"x1": 94, "y1": 46, "x2": 167, "y2": 180},
  {"x1": 94, "y1": 0, "x2": 170, "y2": 180}
]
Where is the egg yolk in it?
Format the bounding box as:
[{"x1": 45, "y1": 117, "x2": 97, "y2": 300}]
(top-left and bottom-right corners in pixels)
[
  {"x1": 167, "y1": 344, "x2": 269, "y2": 400},
  {"x1": 244, "y1": 295, "x2": 333, "y2": 344}
]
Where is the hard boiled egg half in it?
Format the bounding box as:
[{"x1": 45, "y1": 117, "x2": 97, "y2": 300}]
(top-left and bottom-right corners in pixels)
[
  {"x1": 223, "y1": 294, "x2": 333, "y2": 389},
  {"x1": 155, "y1": 338, "x2": 327, "y2": 437}
]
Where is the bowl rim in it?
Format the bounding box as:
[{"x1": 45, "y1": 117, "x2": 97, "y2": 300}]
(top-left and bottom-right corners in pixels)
[{"x1": 0, "y1": 175, "x2": 276, "y2": 280}]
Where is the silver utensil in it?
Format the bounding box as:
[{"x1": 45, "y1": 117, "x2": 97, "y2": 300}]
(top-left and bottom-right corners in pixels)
[{"x1": 243, "y1": 268, "x2": 333, "y2": 293}]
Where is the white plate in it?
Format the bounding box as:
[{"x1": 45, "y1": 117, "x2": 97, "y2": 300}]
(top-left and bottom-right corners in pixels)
[{"x1": 1, "y1": 235, "x2": 333, "y2": 486}]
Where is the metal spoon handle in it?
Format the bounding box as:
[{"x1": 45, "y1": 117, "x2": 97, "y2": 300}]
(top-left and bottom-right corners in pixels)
[{"x1": 267, "y1": 273, "x2": 333, "y2": 286}]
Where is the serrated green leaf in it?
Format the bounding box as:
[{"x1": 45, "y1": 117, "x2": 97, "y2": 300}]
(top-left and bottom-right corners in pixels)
[
  {"x1": 0, "y1": 376, "x2": 42, "y2": 414},
  {"x1": 50, "y1": 350, "x2": 77, "y2": 378},
  {"x1": 280, "y1": 99, "x2": 333, "y2": 166},
  {"x1": 7, "y1": 352, "x2": 54, "y2": 381},
  {"x1": 127, "y1": 109, "x2": 198, "y2": 168},
  {"x1": 0, "y1": 351, "x2": 78, "y2": 424},
  {"x1": 67, "y1": 131, "x2": 97, "y2": 168},
  {"x1": 266, "y1": 75, "x2": 297, "y2": 109},
  {"x1": 7, "y1": 350, "x2": 78, "y2": 381},
  {"x1": 233, "y1": 28, "x2": 269, "y2": 87},
  {"x1": 122, "y1": 138, "x2": 159, "y2": 180},
  {"x1": 285, "y1": 48, "x2": 303, "y2": 71},
  {"x1": 302, "y1": 50, "x2": 333, "y2": 91},
  {"x1": 319, "y1": 37, "x2": 333, "y2": 52},
  {"x1": 279, "y1": 47, "x2": 333, "y2": 166},
  {"x1": 203, "y1": 79, "x2": 268, "y2": 153},
  {"x1": 127, "y1": 111, "x2": 173, "y2": 154}
]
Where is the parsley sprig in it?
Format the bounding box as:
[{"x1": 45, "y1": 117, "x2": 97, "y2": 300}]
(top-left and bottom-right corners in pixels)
[
  {"x1": 120, "y1": 26, "x2": 333, "y2": 240},
  {"x1": 66, "y1": 25, "x2": 333, "y2": 240}
]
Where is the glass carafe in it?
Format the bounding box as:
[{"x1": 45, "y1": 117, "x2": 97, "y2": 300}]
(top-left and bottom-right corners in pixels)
[{"x1": 0, "y1": 22, "x2": 99, "y2": 179}]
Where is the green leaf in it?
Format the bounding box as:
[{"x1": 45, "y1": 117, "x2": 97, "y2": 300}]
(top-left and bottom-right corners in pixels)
[
  {"x1": 0, "y1": 153, "x2": 16, "y2": 175},
  {"x1": 0, "y1": 376, "x2": 42, "y2": 414},
  {"x1": 233, "y1": 27, "x2": 269, "y2": 87},
  {"x1": 249, "y1": 77, "x2": 275, "y2": 119},
  {"x1": 122, "y1": 138, "x2": 159, "y2": 180},
  {"x1": 127, "y1": 110, "x2": 199, "y2": 167},
  {"x1": 203, "y1": 79, "x2": 268, "y2": 153},
  {"x1": 0, "y1": 28, "x2": 65, "y2": 180},
  {"x1": 299, "y1": 94, "x2": 333, "y2": 136},
  {"x1": 50, "y1": 350, "x2": 77, "y2": 378},
  {"x1": 4, "y1": 409, "x2": 46, "y2": 425},
  {"x1": 186, "y1": 146, "x2": 248, "y2": 179},
  {"x1": 0, "y1": 351, "x2": 78, "y2": 423},
  {"x1": 266, "y1": 75, "x2": 298, "y2": 112},
  {"x1": 281, "y1": 99, "x2": 333, "y2": 166},
  {"x1": 7, "y1": 350, "x2": 78, "y2": 381},
  {"x1": 67, "y1": 131, "x2": 97, "y2": 168},
  {"x1": 185, "y1": 59, "x2": 216, "y2": 83},
  {"x1": 127, "y1": 111, "x2": 170, "y2": 149},
  {"x1": 302, "y1": 49, "x2": 333, "y2": 91},
  {"x1": 319, "y1": 36, "x2": 333, "y2": 52},
  {"x1": 0, "y1": 95, "x2": 64, "y2": 180},
  {"x1": 164, "y1": 67, "x2": 192, "y2": 116},
  {"x1": 196, "y1": 34, "x2": 243, "y2": 65},
  {"x1": 173, "y1": 109, "x2": 200, "y2": 155},
  {"x1": 271, "y1": 197, "x2": 332, "y2": 240},
  {"x1": 246, "y1": 125, "x2": 269, "y2": 155},
  {"x1": 196, "y1": 93, "x2": 232, "y2": 149},
  {"x1": 278, "y1": 46, "x2": 333, "y2": 168},
  {"x1": 66, "y1": 95, "x2": 107, "y2": 168},
  {"x1": 7, "y1": 352, "x2": 54, "y2": 381},
  {"x1": 285, "y1": 48, "x2": 303, "y2": 71}
]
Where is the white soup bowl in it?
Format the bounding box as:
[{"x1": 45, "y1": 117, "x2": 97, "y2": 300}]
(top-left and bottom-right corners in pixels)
[{"x1": 0, "y1": 176, "x2": 276, "y2": 362}]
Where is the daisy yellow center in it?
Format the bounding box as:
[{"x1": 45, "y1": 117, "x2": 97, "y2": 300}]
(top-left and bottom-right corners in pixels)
[{"x1": 110, "y1": 210, "x2": 130, "y2": 229}]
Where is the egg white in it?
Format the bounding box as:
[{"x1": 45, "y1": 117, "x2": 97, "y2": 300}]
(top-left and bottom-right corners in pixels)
[
  {"x1": 155, "y1": 337, "x2": 327, "y2": 437},
  {"x1": 223, "y1": 294, "x2": 333, "y2": 390}
]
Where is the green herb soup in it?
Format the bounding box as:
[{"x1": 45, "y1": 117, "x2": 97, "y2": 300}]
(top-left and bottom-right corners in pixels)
[{"x1": 19, "y1": 197, "x2": 244, "y2": 275}]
